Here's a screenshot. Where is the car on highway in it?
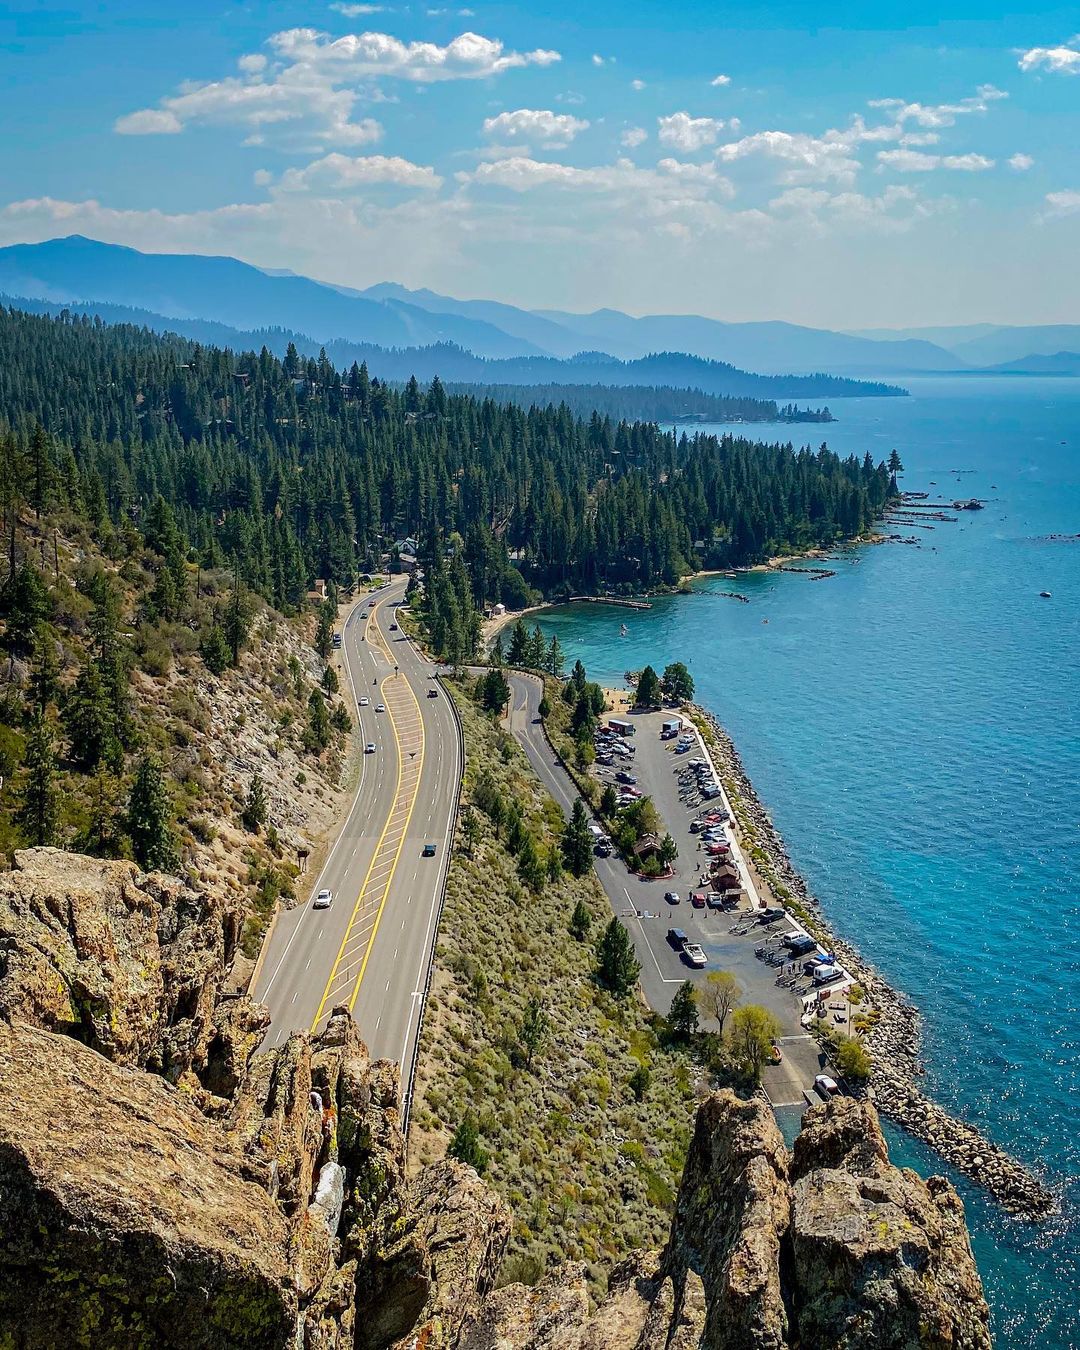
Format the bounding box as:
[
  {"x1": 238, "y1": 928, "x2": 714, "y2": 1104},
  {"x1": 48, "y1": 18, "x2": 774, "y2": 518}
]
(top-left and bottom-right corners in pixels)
[
  {"x1": 389, "y1": 622, "x2": 398, "y2": 631},
  {"x1": 666, "y1": 927, "x2": 688, "y2": 949},
  {"x1": 365, "y1": 742, "x2": 376, "y2": 754},
  {"x1": 427, "y1": 688, "x2": 439, "y2": 698},
  {"x1": 313, "y1": 888, "x2": 333, "y2": 909},
  {"x1": 359, "y1": 696, "x2": 369, "y2": 706},
  {"x1": 682, "y1": 943, "x2": 708, "y2": 968},
  {"x1": 375, "y1": 703, "x2": 385, "y2": 712},
  {"x1": 664, "y1": 890, "x2": 681, "y2": 905},
  {"x1": 422, "y1": 842, "x2": 437, "y2": 857}
]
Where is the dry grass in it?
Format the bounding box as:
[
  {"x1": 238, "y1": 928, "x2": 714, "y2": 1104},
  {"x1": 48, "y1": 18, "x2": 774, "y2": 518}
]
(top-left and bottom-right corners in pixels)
[{"x1": 410, "y1": 685, "x2": 698, "y2": 1288}]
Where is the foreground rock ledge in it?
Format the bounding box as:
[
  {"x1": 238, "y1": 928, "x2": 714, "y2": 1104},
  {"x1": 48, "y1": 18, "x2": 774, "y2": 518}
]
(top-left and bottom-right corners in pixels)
[{"x1": 0, "y1": 850, "x2": 992, "y2": 1348}]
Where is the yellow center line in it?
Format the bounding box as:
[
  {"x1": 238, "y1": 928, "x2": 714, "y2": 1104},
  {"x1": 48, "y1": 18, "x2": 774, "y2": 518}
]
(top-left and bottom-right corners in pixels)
[{"x1": 309, "y1": 592, "x2": 426, "y2": 1031}]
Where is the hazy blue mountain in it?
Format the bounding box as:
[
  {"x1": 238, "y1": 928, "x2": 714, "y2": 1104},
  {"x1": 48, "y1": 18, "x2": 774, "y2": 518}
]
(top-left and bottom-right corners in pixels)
[
  {"x1": 0, "y1": 236, "x2": 547, "y2": 359},
  {"x1": 979, "y1": 350, "x2": 1080, "y2": 375},
  {"x1": 358, "y1": 282, "x2": 589, "y2": 358},
  {"x1": 948, "y1": 326, "x2": 1080, "y2": 367},
  {"x1": 847, "y1": 322, "x2": 1080, "y2": 367},
  {"x1": 1, "y1": 293, "x2": 901, "y2": 400}
]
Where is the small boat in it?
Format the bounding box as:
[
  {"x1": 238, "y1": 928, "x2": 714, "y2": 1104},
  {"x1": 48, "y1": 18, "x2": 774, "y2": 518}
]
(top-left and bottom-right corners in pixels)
[{"x1": 1040, "y1": 591, "x2": 1052, "y2": 599}]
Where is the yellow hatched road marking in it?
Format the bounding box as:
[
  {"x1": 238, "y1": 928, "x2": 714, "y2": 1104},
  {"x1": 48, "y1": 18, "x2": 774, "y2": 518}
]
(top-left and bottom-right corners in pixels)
[{"x1": 308, "y1": 596, "x2": 425, "y2": 1031}]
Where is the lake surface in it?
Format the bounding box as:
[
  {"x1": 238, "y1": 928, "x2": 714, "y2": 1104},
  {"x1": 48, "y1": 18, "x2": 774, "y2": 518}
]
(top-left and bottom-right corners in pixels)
[{"x1": 532, "y1": 377, "x2": 1080, "y2": 1346}]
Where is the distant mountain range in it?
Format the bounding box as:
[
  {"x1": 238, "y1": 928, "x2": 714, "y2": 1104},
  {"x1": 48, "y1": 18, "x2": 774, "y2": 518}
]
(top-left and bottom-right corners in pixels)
[
  {"x1": 0, "y1": 293, "x2": 901, "y2": 402},
  {"x1": 0, "y1": 236, "x2": 1072, "y2": 383}
]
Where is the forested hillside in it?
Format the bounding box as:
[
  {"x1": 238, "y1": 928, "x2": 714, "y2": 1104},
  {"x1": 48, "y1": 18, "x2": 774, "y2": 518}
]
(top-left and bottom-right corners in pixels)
[{"x1": 0, "y1": 306, "x2": 898, "y2": 662}]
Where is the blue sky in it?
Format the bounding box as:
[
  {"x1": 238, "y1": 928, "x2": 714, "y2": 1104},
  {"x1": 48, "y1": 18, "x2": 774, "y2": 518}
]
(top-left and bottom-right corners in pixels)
[{"x1": 0, "y1": 0, "x2": 1077, "y2": 326}]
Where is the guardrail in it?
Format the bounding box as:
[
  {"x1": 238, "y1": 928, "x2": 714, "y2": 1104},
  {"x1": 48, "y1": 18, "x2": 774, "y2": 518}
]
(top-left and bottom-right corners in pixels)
[{"x1": 401, "y1": 667, "x2": 466, "y2": 1138}]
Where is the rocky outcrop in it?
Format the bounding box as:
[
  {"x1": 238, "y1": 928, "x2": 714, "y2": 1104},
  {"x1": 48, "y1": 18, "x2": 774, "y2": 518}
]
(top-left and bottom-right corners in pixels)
[
  {"x1": 790, "y1": 1096, "x2": 992, "y2": 1349},
  {"x1": 0, "y1": 849, "x2": 247, "y2": 1086},
  {"x1": 0, "y1": 1017, "x2": 296, "y2": 1349},
  {"x1": 0, "y1": 847, "x2": 992, "y2": 1349},
  {"x1": 460, "y1": 1092, "x2": 990, "y2": 1350}
]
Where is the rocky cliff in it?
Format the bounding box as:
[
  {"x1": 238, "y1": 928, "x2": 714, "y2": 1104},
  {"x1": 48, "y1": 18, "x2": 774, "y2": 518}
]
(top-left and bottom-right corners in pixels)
[{"x1": 0, "y1": 849, "x2": 991, "y2": 1348}]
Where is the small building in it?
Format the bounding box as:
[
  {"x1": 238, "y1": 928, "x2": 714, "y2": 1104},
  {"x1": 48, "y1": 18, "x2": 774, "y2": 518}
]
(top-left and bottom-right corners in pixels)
[
  {"x1": 489, "y1": 602, "x2": 506, "y2": 619},
  {"x1": 631, "y1": 833, "x2": 661, "y2": 862},
  {"x1": 306, "y1": 579, "x2": 328, "y2": 602}
]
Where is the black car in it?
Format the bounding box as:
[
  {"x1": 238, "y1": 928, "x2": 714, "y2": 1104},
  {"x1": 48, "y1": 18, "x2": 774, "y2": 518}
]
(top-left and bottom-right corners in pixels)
[{"x1": 666, "y1": 928, "x2": 688, "y2": 949}]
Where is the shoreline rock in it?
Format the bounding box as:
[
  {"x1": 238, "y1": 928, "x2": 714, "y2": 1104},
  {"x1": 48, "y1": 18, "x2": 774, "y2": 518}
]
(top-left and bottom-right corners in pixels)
[{"x1": 689, "y1": 705, "x2": 1058, "y2": 1222}]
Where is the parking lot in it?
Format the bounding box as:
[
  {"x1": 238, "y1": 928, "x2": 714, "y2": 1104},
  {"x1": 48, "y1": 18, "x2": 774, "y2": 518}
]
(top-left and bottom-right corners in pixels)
[{"x1": 590, "y1": 704, "x2": 845, "y2": 1105}]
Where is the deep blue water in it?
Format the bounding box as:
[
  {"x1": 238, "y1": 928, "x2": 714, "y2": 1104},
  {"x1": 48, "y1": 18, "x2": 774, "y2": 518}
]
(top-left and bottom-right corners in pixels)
[{"x1": 534, "y1": 378, "x2": 1080, "y2": 1347}]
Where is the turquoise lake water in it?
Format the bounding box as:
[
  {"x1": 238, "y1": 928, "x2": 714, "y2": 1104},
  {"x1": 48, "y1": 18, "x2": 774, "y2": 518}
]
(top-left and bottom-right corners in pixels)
[{"x1": 532, "y1": 378, "x2": 1079, "y2": 1346}]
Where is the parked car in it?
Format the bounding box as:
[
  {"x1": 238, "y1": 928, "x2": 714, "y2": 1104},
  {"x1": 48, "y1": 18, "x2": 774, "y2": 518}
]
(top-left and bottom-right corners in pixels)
[
  {"x1": 706, "y1": 892, "x2": 725, "y2": 910},
  {"x1": 664, "y1": 891, "x2": 681, "y2": 905},
  {"x1": 666, "y1": 928, "x2": 688, "y2": 949},
  {"x1": 313, "y1": 889, "x2": 333, "y2": 909},
  {"x1": 616, "y1": 772, "x2": 637, "y2": 785},
  {"x1": 594, "y1": 842, "x2": 612, "y2": 858},
  {"x1": 815, "y1": 1074, "x2": 840, "y2": 1098},
  {"x1": 691, "y1": 892, "x2": 706, "y2": 908},
  {"x1": 682, "y1": 943, "x2": 707, "y2": 968}
]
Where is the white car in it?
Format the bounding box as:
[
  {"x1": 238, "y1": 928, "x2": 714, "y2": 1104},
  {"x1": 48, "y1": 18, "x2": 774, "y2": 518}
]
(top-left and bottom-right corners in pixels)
[
  {"x1": 683, "y1": 943, "x2": 707, "y2": 968},
  {"x1": 359, "y1": 696, "x2": 369, "y2": 707},
  {"x1": 313, "y1": 888, "x2": 333, "y2": 909},
  {"x1": 815, "y1": 1074, "x2": 840, "y2": 1098},
  {"x1": 365, "y1": 742, "x2": 376, "y2": 754},
  {"x1": 375, "y1": 703, "x2": 385, "y2": 713}
]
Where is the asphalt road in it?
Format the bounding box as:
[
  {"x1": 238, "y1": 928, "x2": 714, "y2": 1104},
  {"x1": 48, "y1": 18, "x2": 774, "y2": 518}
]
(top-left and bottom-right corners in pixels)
[
  {"x1": 505, "y1": 673, "x2": 807, "y2": 1031},
  {"x1": 254, "y1": 579, "x2": 460, "y2": 1087}
]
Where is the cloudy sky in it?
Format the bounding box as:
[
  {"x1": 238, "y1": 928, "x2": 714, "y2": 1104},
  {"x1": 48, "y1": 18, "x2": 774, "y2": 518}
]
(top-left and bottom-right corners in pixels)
[{"x1": 1, "y1": 0, "x2": 1077, "y2": 327}]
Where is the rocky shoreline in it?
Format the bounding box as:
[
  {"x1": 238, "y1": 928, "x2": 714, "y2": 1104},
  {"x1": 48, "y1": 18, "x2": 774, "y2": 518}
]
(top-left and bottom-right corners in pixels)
[{"x1": 690, "y1": 704, "x2": 1058, "y2": 1222}]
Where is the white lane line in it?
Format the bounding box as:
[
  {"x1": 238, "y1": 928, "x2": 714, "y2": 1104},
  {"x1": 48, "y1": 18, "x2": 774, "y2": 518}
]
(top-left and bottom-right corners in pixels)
[
  {"x1": 259, "y1": 590, "x2": 374, "y2": 1002},
  {"x1": 624, "y1": 887, "x2": 682, "y2": 984}
]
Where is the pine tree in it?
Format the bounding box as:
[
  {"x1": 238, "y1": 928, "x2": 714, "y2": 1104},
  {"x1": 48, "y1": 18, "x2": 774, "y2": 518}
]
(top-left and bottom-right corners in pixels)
[
  {"x1": 126, "y1": 755, "x2": 178, "y2": 872},
  {"x1": 314, "y1": 602, "x2": 335, "y2": 659},
  {"x1": 507, "y1": 619, "x2": 529, "y2": 666},
  {"x1": 546, "y1": 634, "x2": 565, "y2": 678},
  {"x1": 65, "y1": 660, "x2": 121, "y2": 772},
  {"x1": 223, "y1": 581, "x2": 252, "y2": 668},
  {"x1": 17, "y1": 713, "x2": 60, "y2": 846},
  {"x1": 596, "y1": 917, "x2": 641, "y2": 997},
  {"x1": 569, "y1": 897, "x2": 592, "y2": 941},
  {"x1": 634, "y1": 665, "x2": 661, "y2": 709},
  {"x1": 517, "y1": 833, "x2": 546, "y2": 892},
  {"x1": 241, "y1": 774, "x2": 269, "y2": 833},
  {"x1": 304, "y1": 689, "x2": 332, "y2": 752},
  {"x1": 200, "y1": 623, "x2": 231, "y2": 675},
  {"x1": 561, "y1": 798, "x2": 595, "y2": 877},
  {"x1": 667, "y1": 981, "x2": 700, "y2": 1042},
  {"x1": 518, "y1": 995, "x2": 550, "y2": 1069},
  {"x1": 448, "y1": 1115, "x2": 488, "y2": 1173},
  {"x1": 30, "y1": 632, "x2": 60, "y2": 715}
]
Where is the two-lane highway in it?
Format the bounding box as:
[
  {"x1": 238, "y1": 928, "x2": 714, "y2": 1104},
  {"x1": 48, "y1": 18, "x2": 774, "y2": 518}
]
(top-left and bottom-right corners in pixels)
[{"x1": 254, "y1": 579, "x2": 461, "y2": 1090}]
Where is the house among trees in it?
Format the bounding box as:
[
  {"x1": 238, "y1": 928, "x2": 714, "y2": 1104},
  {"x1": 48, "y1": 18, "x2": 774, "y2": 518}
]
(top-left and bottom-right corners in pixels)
[{"x1": 631, "y1": 833, "x2": 662, "y2": 864}]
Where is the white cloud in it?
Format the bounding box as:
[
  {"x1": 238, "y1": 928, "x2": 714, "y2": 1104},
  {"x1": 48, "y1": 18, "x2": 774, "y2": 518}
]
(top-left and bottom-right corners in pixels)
[
  {"x1": 877, "y1": 148, "x2": 994, "y2": 172},
  {"x1": 711, "y1": 74, "x2": 731, "y2": 87},
  {"x1": 115, "y1": 108, "x2": 183, "y2": 135},
  {"x1": 115, "y1": 28, "x2": 559, "y2": 149},
  {"x1": 868, "y1": 86, "x2": 1006, "y2": 130},
  {"x1": 253, "y1": 168, "x2": 274, "y2": 186},
  {"x1": 1018, "y1": 38, "x2": 1080, "y2": 74},
  {"x1": 332, "y1": 4, "x2": 388, "y2": 13},
  {"x1": 657, "y1": 112, "x2": 725, "y2": 153},
  {"x1": 482, "y1": 108, "x2": 589, "y2": 147},
  {"x1": 1009, "y1": 152, "x2": 1034, "y2": 171},
  {"x1": 630, "y1": 78, "x2": 646, "y2": 91},
  {"x1": 715, "y1": 130, "x2": 861, "y2": 185},
  {"x1": 1041, "y1": 189, "x2": 1080, "y2": 218},
  {"x1": 621, "y1": 126, "x2": 647, "y2": 148},
  {"x1": 461, "y1": 154, "x2": 733, "y2": 204},
  {"x1": 277, "y1": 152, "x2": 443, "y2": 190}
]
